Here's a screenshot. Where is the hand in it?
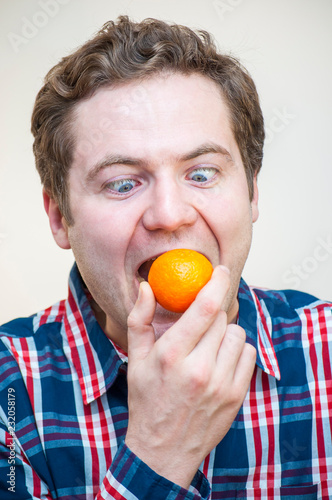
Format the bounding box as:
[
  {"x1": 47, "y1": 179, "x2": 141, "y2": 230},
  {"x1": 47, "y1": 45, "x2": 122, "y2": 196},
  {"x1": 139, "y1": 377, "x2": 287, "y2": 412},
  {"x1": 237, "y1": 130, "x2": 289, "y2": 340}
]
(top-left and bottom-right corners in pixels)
[{"x1": 125, "y1": 266, "x2": 256, "y2": 489}]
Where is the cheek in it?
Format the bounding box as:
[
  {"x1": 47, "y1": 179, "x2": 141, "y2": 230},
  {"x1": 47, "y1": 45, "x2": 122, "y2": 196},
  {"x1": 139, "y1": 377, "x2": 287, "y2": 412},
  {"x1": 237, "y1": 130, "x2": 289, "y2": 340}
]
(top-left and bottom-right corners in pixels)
[
  {"x1": 75, "y1": 202, "x2": 131, "y2": 236},
  {"x1": 203, "y1": 189, "x2": 253, "y2": 243},
  {"x1": 68, "y1": 208, "x2": 127, "y2": 261},
  {"x1": 70, "y1": 201, "x2": 146, "y2": 282}
]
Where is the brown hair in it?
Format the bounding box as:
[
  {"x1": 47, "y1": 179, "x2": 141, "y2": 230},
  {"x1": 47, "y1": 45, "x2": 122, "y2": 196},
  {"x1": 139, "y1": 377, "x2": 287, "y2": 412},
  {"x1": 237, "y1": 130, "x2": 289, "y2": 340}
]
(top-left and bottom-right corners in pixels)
[{"x1": 31, "y1": 15, "x2": 265, "y2": 224}]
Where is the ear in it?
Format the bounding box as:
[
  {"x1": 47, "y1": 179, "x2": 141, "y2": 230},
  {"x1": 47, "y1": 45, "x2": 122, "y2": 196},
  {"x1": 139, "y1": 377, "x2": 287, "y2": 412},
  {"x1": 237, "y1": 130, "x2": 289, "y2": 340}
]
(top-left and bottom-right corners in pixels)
[
  {"x1": 251, "y1": 175, "x2": 259, "y2": 223},
  {"x1": 43, "y1": 189, "x2": 71, "y2": 250}
]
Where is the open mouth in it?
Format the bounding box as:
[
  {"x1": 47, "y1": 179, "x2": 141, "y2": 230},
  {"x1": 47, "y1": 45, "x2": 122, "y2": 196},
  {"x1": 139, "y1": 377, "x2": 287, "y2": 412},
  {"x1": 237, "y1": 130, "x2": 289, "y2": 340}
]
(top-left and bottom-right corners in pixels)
[
  {"x1": 136, "y1": 249, "x2": 213, "y2": 284},
  {"x1": 137, "y1": 257, "x2": 158, "y2": 283}
]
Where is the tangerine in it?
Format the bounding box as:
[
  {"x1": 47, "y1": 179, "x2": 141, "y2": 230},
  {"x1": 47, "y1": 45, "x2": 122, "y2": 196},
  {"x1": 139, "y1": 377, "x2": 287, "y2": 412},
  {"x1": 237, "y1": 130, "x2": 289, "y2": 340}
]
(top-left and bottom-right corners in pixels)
[{"x1": 148, "y1": 249, "x2": 213, "y2": 313}]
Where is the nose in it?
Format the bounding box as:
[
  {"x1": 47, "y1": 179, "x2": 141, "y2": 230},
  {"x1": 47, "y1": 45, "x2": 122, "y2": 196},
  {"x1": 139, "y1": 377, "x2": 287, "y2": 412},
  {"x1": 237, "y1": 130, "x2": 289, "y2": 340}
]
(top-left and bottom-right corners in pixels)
[{"x1": 142, "y1": 178, "x2": 198, "y2": 232}]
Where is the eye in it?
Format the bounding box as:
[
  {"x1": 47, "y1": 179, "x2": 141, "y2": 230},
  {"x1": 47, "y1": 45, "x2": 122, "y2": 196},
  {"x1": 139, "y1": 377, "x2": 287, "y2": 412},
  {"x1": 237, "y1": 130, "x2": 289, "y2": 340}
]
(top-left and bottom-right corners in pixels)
[
  {"x1": 105, "y1": 178, "x2": 139, "y2": 194},
  {"x1": 187, "y1": 167, "x2": 217, "y2": 183}
]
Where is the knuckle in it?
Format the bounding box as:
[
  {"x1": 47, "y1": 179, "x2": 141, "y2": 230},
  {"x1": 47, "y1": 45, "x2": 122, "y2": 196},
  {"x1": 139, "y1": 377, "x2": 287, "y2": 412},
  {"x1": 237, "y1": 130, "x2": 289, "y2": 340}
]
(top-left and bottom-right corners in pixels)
[
  {"x1": 227, "y1": 389, "x2": 243, "y2": 407},
  {"x1": 245, "y1": 343, "x2": 257, "y2": 364},
  {"x1": 217, "y1": 379, "x2": 244, "y2": 406},
  {"x1": 218, "y1": 309, "x2": 228, "y2": 324},
  {"x1": 221, "y1": 269, "x2": 231, "y2": 290},
  {"x1": 226, "y1": 324, "x2": 246, "y2": 345},
  {"x1": 127, "y1": 309, "x2": 139, "y2": 330},
  {"x1": 213, "y1": 383, "x2": 238, "y2": 408},
  {"x1": 189, "y1": 375, "x2": 207, "y2": 393},
  {"x1": 199, "y1": 296, "x2": 220, "y2": 318},
  {"x1": 186, "y1": 364, "x2": 211, "y2": 392},
  {"x1": 157, "y1": 343, "x2": 178, "y2": 371},
  {"x1": 233, "y1": 376, "x2": 251, "y2": 402}
]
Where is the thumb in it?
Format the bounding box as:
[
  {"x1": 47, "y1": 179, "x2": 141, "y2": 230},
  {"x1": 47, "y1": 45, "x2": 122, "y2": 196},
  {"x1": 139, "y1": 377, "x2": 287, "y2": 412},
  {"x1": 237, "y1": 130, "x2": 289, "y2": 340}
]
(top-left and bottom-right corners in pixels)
[{"x1": 127, "y1": 281, "x2": 156, "y2": 362}]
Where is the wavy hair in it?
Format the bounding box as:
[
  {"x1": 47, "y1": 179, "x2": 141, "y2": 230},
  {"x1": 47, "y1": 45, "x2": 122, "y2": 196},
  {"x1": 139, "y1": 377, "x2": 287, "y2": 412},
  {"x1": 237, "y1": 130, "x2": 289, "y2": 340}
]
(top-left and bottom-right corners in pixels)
[{"x1": 31, "y1": 16, "x2": 264, "y2": 224}]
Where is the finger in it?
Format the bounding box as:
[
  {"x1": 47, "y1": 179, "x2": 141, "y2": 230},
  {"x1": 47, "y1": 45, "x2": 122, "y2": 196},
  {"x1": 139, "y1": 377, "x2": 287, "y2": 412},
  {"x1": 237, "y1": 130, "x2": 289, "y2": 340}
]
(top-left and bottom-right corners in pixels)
[
  {"x1": 127, "y1": 281, "x2": 156, "y2": 362},
  {"x1": 216, "y1": 324, "x2": 248, "y2": 382},
  {"x1": 233, "y1": 342, "x2": 257, "y2": 393},
  {"x1": 189, "y1": 308, "x2": 228, "y2": 364},
  {"x1": 162, "y1": 265, "x2": 230, "y2": 358}
]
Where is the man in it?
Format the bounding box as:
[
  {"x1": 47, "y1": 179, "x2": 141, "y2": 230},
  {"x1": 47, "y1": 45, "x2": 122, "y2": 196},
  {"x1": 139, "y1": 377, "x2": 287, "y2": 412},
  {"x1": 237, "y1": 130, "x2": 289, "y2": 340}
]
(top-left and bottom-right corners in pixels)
[{"x1": 0, "y1": 16, "x2": 331, "y2": 499}]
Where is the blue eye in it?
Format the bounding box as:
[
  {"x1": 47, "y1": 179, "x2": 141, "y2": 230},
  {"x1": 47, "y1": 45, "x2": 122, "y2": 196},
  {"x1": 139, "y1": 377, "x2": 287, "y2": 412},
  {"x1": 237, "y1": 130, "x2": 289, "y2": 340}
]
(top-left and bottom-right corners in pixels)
[
  {"x1": 188, "y1": 167, "x2": 216, "y2": 183},
  {"x1": 107, "y1": 179, "x2": 138, "y2": 193},
  {"x1": 191, "y1": 172, "x2": 208, "y2": 182}
]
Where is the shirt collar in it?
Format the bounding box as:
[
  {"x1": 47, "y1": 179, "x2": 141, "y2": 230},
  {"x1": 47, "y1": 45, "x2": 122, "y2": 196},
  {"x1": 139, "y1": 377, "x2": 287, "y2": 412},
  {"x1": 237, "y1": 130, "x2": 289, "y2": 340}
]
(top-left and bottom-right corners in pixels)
[
  {"x1": 63, "y1": 263, "x2": 128, "y2": 405},
  {"x1": 238, "y1": 278, "x2": 281, "y2": 380}
]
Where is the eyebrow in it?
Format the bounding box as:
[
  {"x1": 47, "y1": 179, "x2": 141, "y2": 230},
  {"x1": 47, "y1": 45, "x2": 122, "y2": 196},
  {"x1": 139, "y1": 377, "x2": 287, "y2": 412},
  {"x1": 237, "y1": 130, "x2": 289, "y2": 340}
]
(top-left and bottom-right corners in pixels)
[
  {"x1": 86, "y1": 141, "x2": 233, "y2": 182},
  {"x1": 179, "y1": 142, "x2": 233, "y2": 163},
  {"x1": 86, "y1": 155, "x2": 142, "y2": 182}
]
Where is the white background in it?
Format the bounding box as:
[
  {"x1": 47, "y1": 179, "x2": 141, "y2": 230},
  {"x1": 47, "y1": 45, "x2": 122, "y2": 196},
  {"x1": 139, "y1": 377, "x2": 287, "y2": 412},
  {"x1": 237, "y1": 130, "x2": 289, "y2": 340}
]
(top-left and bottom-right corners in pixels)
[{"x1": 1, "y1": 0, "x2": 331, "y2": 324}]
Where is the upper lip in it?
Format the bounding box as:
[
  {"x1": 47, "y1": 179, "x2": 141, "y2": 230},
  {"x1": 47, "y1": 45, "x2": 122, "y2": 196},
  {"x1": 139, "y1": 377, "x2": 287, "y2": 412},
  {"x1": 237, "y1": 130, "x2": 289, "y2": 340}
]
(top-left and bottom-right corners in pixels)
[{"x1": 136, "y1": 252, "x2": 163, "y2": 272}]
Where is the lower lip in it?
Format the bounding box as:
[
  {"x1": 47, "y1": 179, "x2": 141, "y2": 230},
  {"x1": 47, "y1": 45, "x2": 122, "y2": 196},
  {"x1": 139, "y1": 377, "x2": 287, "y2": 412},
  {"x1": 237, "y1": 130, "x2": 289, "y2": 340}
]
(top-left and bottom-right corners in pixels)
[
  {"x1": 153, "y1": 304, "x2": 182, "y2": 323},
  {"x1": 135, "y1": 274, "x2": 145, "y2": 286}
]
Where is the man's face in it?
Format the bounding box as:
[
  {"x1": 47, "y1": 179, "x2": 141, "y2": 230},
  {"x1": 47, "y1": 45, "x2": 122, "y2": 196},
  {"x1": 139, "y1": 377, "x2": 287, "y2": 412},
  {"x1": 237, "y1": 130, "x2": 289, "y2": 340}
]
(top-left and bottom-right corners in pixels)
[{"x1": 51, "y1": 73, "x2": 258, "y2": 348}]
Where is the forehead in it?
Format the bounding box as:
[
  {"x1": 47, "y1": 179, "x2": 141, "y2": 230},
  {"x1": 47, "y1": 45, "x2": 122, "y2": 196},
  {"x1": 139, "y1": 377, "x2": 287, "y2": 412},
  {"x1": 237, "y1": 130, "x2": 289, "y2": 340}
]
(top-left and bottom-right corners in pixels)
[{"x1": 71, "y1": 73, "x2": 238, "y2": 169}]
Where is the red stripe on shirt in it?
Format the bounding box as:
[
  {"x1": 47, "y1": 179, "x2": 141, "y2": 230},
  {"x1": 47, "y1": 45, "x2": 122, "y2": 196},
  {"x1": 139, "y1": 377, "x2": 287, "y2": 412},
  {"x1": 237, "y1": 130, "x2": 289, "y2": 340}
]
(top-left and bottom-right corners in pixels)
[
  {"x1": 262, "y1": 372, "x2": 276, "y2": 496},
  {"x1": 10, "y1": 338, "x2": 35, "y2": 412},
  {"x1": 38, "y1": 305, "x2": 53, "y2": 326},
  {"x1": 99, "y1": 478, "x2": 127, "y2": 499},
  {"x1": 254, "y1": 294, "x2": 275, "y2": 375},
  {"x1": 202, "y1": 452, "x2": 210, "y2": 480},
  {"x1": 83, "y1": 403, "x2": 101, "y2": 495},
  {"x1": 318, "y1": 307, "x2": 332, "y2": 437},
  {"x1": 67, "y1": 289, "x2": 102, "y2": 401},
  {"x1": 21, "y1": 451, "x2": 44, "y2": 498},
  {"x1": 250, "y1": 368, "x2": 262, "y2": 495},
  {"x1": 97, "y1": 397, "x2": 113, "y2": 469},
  {"x1": 63, "y1": 312, "x2": 87, "y2": 402},
  {"x1": 305, "y1": 308, "x2": 327, "y2": 484}
]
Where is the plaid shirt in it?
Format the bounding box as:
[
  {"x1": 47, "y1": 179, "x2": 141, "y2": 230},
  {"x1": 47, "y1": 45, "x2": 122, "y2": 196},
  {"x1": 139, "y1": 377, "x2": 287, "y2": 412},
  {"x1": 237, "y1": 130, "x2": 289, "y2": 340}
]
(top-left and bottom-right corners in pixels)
[{"x1": 0, "y1": 263, "x2": 331, "y2": 499}]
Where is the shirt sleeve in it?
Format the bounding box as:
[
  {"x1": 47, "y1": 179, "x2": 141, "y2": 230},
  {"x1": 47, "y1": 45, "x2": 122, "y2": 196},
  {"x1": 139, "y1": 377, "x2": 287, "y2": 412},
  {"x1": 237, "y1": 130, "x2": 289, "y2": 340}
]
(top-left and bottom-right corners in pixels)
[{"x1": 97, "y1": 441, "x2": 211, "y2": 500}]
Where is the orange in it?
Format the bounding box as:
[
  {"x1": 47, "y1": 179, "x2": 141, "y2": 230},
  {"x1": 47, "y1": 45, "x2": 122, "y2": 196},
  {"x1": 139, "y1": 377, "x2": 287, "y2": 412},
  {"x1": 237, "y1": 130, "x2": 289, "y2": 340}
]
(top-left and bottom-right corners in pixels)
[{"x1": 148, "y1": 249, "x2": 213, "y2": 313}]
